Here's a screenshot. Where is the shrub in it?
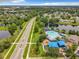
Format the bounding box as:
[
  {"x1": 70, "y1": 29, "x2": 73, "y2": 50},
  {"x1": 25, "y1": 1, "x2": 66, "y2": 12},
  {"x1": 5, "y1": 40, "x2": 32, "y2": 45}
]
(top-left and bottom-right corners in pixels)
[
  {"x1": 3, "y1": 42, "x2": 11, "y2": 49},
  {"x1": 0, "y1": 45, "x2": 4, "y2": 53},
  {"x1": 39, "y1": 34, "x2": 46, "y2": 42}
]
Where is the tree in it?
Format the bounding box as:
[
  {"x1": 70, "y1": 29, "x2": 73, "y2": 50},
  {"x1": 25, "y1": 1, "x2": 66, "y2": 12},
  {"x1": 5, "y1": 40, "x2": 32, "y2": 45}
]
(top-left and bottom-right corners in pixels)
[
  {"x1": 39, "y1": 22, "x2": 45, "y2": 28},
  {"x1": 72, "y1": 30, "x2": 76, "y2": 35},
  {"x1": 34, "y1": 24, "x2": 39, "y2": 33},
  {"x1": 69, "y1": 30, "x2": 73, "y2": 34},
  {"x1": 76, "y1": 31, "x2": 79, "y2": 36},
  {"x1": 40, "y1": 17, "x2": 48, "y2": 24},
  {"x1": 65, "y1": 44, "x2": 77, "y2": 59},
  {"x1": 39, "y1": 34, "x2": 46, "y2": 42},
  {"x1": 51, "y1": 27, "x2": 54, "y2": 30},
  {"x1": 72, "y1": 17, "x2": 76, "y2": 23},
  {"x1": 49, "y1": 18, "x2": 59, "y2": 24},
  {"x1": 3, "y1": 41, "x2": 11, "y2": 49},
  {"x1": 39, "y1": 28, "x2": 45, "y2": 34},
  {"x1": 61, "y1": 29, "x2": 66, "y2": 34},
  {"x1": 35, "y1": 40, "x2": 40, "y2": 55},
  {"x1": 56, "y1": 37, "x2": 60, "y2": 41},
  {"x1": 0, "y1": 54, "x2": 3, "y2": 59},
  {"x1": 8, "y1": 23, "x2": 17, "y2": 35},
  {"x1": 47, "y1": 48, "x2": 59, "y2": 58},
  {"x1": 0, "y1": 45, "x2": 4, "y2": 53}
]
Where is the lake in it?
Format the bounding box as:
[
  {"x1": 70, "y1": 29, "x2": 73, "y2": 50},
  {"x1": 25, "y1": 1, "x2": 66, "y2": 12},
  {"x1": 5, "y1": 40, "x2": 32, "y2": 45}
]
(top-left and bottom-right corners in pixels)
[{"x1": 0, "y1": 31, "x2": 11, "y2": 39}]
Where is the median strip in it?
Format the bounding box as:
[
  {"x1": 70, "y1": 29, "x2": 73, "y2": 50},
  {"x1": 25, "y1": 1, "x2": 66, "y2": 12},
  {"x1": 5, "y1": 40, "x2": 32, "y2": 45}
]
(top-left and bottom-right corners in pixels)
[
  {"x1": 23, "y1": 19, "x2": 36, "y2": 59},
  {"x1": 4, "y1": 22, "x2": 28, "y2": 59}
]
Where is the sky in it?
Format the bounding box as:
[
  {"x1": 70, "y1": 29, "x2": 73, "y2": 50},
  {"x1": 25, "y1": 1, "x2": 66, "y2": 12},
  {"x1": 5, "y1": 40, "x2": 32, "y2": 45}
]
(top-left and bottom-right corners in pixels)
[{"x1": 0, "y1": 0, "x2": 79, "y2": 6}]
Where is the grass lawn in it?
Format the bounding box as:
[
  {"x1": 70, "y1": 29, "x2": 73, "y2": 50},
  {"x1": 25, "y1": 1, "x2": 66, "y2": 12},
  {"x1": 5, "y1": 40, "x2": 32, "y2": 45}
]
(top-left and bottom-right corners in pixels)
[
  {"x1": 0, "y1": 26, "x2": 8, "y2": 30},
  {"x1": 2, "y1": 49, "x2": 9, "y2": 56},
  {"x1": 23, "y1": 44, "x2": 29, "y2": 59},
  {"x1": 29, "y1": 31, "x2": 45, "y2": 57},
  {"x1": 31, "y1": 33, "x2": 39, "y2": 43},
  {"x1": 29, "y1": 44, "x2": 44, "y2": 57}
]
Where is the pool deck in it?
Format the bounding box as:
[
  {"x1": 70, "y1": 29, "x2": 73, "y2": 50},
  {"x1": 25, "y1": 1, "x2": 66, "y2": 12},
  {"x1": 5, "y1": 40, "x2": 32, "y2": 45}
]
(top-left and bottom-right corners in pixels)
[{"x1": 45, "y1": 31, "x2": 61, "y2": 41}]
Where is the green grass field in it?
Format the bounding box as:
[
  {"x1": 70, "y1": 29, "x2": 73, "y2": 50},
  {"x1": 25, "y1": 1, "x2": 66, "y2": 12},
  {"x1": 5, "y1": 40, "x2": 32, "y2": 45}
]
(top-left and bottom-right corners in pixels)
[{"x1": 0, "y1": 27, "x2": 8, "y2": 30}]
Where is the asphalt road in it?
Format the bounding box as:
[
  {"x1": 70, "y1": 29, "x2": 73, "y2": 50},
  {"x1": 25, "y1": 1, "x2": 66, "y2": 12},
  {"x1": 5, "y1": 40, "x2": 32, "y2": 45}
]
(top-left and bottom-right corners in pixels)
[{"x1": 10, "y1": 17, "x2": 36, "y2": 59}]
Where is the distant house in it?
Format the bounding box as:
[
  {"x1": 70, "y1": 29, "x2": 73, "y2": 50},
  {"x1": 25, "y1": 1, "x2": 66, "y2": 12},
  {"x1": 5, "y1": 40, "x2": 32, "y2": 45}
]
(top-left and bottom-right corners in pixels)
[
  {"x1": 0, "y1": 23, "x2": 5, "y2": 26},
  {"x1": 60, "y1": 19, "x2": 74, "y2": 23},
  {"x1": 68, "y1": 35, "x2": 79, "y2": 45},
  {"x1": 76, "y1": 17, "x2": 79, "y2": 22}
]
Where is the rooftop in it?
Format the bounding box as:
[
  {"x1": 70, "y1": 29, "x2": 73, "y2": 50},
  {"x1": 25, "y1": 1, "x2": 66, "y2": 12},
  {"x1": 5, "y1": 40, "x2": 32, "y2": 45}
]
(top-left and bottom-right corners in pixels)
[
  {"x1": 48, "y1": 40, "x2": 65, "y2": 48},
  {"x1": 68, "y1": 35, "x2": 79, "y2": 44}
]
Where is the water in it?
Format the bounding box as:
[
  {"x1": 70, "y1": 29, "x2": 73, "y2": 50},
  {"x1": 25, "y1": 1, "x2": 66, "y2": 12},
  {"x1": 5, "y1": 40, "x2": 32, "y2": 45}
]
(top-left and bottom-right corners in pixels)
[
  {"x1": 46, "y1": 31, "x2": 61, "y2": 41},
  {"x1": 48, "y1": 40, "x2": 65, "y2": 48},
  {"x1": 0, "y1": 31, "x2": 11, "y2": 39},
  {"x1": 46, "y1": 31, "x2": 59, "y2": 38}
]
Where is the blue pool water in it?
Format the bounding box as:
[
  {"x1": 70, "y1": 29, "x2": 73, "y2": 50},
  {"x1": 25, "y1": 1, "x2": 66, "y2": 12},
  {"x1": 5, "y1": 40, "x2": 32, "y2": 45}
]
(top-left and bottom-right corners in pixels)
[
  {"x1": 45, "y1": 30, "x2": 65, "y2": 48},
  {"x1": 48, "y1": 41, "x2": 59, "y2": 48},
  {"x1": 48, "y1": 40, "x2": 65, "y2": 48},
  {"x1": 46, "y1": 31, "x2": 60, "y2": 40}
]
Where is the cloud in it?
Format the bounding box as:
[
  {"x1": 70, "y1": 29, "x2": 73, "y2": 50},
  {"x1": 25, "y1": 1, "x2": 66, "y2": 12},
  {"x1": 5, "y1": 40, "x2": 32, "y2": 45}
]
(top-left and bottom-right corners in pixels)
[
  {"x1": 0, "y1": 0, "x2": 25, "y2": 3},
  {"x1": 12, "y1": 0, "x2": 25, "y2": 3},
  {"x1": 28, "y1": 2, "x2": 79, "y2": 6},
  {"x1": 0, "y1": 1, "x2": 79, "y2": 6},
  {"x1": 0, "y1": 0, "x2": 15, "y2": 2}
]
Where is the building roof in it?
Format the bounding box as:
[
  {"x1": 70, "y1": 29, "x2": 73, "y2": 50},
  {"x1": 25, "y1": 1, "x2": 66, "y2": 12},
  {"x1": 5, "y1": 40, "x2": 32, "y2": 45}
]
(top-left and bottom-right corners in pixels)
[
  {"x1": 48, "y1": 40, "x2": 65, "y2": 48},
  {"x1": 57, "y1": 40, "x2": 65, "y2": 47},
  {"x1": 43, "y1": 39, "x2": 49, "y2": 45},
  {"x1": 68, "y1": 35, "x2": 79, "y2": 44},
  {"x1": 69, "y1": 35, "x2": 79, "y2": 41},
  {"x1": 48, "y1": 41, "x2": 59, "y2": 48}
]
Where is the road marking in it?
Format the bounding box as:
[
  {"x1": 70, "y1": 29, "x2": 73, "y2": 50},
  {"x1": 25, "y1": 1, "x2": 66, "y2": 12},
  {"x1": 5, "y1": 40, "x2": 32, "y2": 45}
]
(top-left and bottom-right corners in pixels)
[
  {"x1": 12, "y1": 43, "x2": 36, "y2": 45},
  {"x1": 26, "y1": 20, "x2": 35, "y2": 59},
  {"x1": 10, "y1": 18, "x2": 35, "y2": 59},
  {"x1": 4, "y1": 22, "x2": 27, "y2": 59}
]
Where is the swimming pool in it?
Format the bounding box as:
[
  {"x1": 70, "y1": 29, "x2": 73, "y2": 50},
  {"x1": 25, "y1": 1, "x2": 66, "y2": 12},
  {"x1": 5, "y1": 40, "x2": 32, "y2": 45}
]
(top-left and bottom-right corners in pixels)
[
  {"x1": 46, "y1": 31, "x2": 61, "y2": 41},
  {"x1": 48, "y1": 40, "x2": 65, "y2": 48}
]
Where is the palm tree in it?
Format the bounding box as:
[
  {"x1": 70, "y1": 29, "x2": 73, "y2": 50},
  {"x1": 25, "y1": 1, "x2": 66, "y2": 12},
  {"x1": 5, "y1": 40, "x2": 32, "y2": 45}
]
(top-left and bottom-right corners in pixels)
[
  {"x1": 56, "y1": 37, "x2": 60, "y2": 41},
  {"x1": 65, "y1": 44, "x2": 77, "y2": 59},
  {"x1": 70, "y1": 54, "x2": 76, "y2": 59},
  {"x1": 47, "y1": 48, "x2": 59, "y2": 59}
]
